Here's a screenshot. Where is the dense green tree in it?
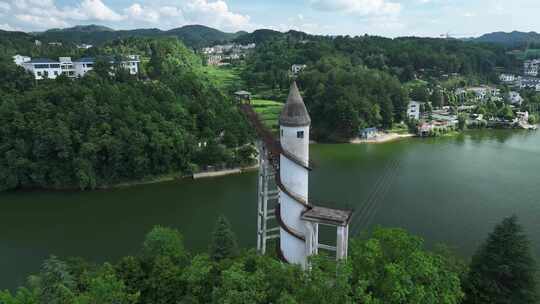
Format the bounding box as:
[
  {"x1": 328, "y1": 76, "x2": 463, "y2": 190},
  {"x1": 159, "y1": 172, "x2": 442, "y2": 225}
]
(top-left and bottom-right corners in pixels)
[
  {"x1": 114, "y1": 256, "x2": 146, "y2": 297},
  {"x1": 142, "y1": 226, "x2": 186, "y2": 264},
  {"x1": 300, "y1": 61, "x2": 407, "y2": 140},
  {"x1": 411, "y1": 85, "x2": 430, "y2": 102},
  {"x1": 3, "y1": 225, "x2": 469, "y2": 304},
  {"x1": 209, "y1": 215, "x2": 240, "y2": 261},
  {"x1": 38, "y1": 256, "x2": 76, "y2": 304},
  {"x1": 430, "y1": 88, "x2": 443, "y2": 108},
  {"x1": 349, "y1": 227, "x2": 464, "y2": 304},
  {"x1": 464, "y1": 216, "x2": 538, "y2": 304},
  {"x1": 458, "y1": 114, "x2": 467, "y2": 131},
  {"x1": 181, "y1": 254, "x2": 215, "y2": 303},
  {"x1": 75, "y1": 263, "x2": 138, "y2": 304}
]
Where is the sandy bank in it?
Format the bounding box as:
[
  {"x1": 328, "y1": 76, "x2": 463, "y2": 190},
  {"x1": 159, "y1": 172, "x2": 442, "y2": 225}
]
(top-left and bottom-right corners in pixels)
[{"x1": 350, "y1": 133, "x2": 415, "y2": 144}]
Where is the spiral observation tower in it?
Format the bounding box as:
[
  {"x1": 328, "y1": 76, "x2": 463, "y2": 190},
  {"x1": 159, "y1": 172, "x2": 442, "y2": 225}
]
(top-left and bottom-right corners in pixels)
[{"x1": 239, "y1": 82, "x2": 353, "y2": 267}]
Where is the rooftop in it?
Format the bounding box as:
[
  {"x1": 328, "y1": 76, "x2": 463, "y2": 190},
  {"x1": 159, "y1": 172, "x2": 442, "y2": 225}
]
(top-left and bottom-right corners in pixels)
[
  {"x1": 301, "y1": 206, "x2": 353, "y2": 226},
  {"x1": 27, "y1": 58, "x2": 59, "y2": 64},
  {"x1": 73, "y1": 57, "x2": 96, "y2": 63},
  {"x1": 279, "y1": 81, "x2": 311, "y2": 127}
]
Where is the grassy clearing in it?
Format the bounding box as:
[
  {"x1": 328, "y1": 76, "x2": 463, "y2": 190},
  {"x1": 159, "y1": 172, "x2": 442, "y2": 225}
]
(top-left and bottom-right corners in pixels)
[
  {"x1": 388, "y1": 123, "x2": 411, "y2": 135},
  {"x1": 251, "y1": 99, "x2": 283, "y2": 133},
  {"x1": 200, "y1": 66, "x2": 244, "y2": 92}
]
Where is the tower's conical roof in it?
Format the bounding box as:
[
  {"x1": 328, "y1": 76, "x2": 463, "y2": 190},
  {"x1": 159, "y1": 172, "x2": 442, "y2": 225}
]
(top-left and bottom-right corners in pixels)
[{"x1": 279, "y1": 82, "x2": 311, "y2": 127}]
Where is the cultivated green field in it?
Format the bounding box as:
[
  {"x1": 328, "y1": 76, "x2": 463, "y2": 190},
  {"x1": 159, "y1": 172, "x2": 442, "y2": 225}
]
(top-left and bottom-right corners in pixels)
[
  {"x1": 200, "y1": 66, "x2": 244, "y2": 92},
  {"x1": 508, "y1": 48, "x2": 540, "y2": 60},
  {"x1": 251, "y1": 99, "x2": 283, "y2": 133}
]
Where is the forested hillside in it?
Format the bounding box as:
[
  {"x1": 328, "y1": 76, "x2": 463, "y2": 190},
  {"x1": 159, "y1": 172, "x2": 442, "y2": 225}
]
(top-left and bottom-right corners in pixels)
[
  {"x1": 0, "y1": 38, "x2": 253, "y2": 191},
  {"x1": 474, "y1": 31, "x2": 540, "y2": 48},
  {"x1": 241, "y1": 32, "x2": 516, "y2": 140}
]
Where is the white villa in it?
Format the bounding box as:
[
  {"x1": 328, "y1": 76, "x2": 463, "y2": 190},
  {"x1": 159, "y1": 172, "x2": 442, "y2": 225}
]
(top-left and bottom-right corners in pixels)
[
  {"x1": 407, "y1": 100, "x2": 422, "y2": 120},
  {"x1": 13, "y1": 55, "x2": 31, "y2": 66},
  {"x1": 202, "y1": 43, "x2": 255, "y2": 55},
  {"x1": 76, "y1": 43, "x2": 93, "y2": 49},
  {"x1": 21, "y1": 58, "x2": 63, "y2": 80},
  {"x1": 508, "y1": 91, "x2": 524, "y2": 106},
  {"x1": 291, "y1": 64, "x2": 307, "y2": 75},
  {"x1": 499, "y1": 73, "x2": 516, "y2": 83},
  {"x1": 524, "y1": 59, "x2": 540, "y2": 77},
  {"x1": 15, "y1": 55, "x2": 140, "y2": 80}
]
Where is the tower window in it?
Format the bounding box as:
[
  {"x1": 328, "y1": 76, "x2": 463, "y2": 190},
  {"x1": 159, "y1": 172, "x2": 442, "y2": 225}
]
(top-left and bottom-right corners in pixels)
[
  {"x1": 297, "y1": 131, "x2": 304, "y2": 138},
  {"x1": 281, "y1": 129, "x2": 283, "y2": 137}
]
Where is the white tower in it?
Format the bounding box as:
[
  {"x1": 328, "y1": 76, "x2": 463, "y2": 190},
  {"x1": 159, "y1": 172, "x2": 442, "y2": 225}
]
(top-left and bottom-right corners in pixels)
[
  {"x1": 253, "y1": 81, "x2": 352, "y2": 266},
  {"x1": 278, "y1": 81, "x2": 311, "y2": 266}
]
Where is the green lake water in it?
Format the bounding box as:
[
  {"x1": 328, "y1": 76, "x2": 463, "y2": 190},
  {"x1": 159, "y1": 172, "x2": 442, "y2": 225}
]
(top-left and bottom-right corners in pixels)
[{"x1": 1, "y1": 129, "x2": 540, "y2": 290}]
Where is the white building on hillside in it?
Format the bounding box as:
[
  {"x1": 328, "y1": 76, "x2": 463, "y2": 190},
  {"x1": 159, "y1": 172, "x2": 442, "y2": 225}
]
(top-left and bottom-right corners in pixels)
[
  {"x1": 291, "y1": 64, "x2": 307, "y2": 75},
  {"x1": 508, "y1": 91, "x2": 524, "y2": 106},
  {"x1": 524, "y1": 59, "x2": 540, "y2": 77},
  {"x1": 18, "y1": 55, "x2": 140, "y2": 80},
  {"x1": 499, "y1": 73, "x2": 516, "y2": 83},
  {"x1": 76, "y1": 43, "x2": 93, "y2": 49},
  {"x1": 407, "y1": 100, "x2": 422, "y2": 120},
  {"x1": 73, "y1": 57, "x2": 95, "y2": 77},
  {"x1": 74, "y1": 56, "x2": 140, "y2": 77},
  {"x1": 22, "y1": 58, "x2": 62, "y2": 80},
  {"x1": 59, "y1": 57, "x2": 75, "y2": 78},
  {"x1": 13, "y1": 54, "x2": 31, "y2": 66}
]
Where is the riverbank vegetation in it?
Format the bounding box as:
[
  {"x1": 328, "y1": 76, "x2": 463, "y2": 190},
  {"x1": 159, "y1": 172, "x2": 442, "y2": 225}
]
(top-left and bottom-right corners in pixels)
[
  {"x1": 237, "y1": 32, "x2": 517, "y2": 141},
  {"x1": 0, "y1": 215, "x2": 536, "y2": 304},
  {"x1": 0, "y1": 38, "x2": 253, "y2": 191}
]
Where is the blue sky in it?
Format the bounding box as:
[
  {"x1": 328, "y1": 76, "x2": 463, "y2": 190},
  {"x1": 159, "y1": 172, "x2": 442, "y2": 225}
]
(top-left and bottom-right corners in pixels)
[{"x1": 0, "y1": 0, "x2": 539, "y2": 37}]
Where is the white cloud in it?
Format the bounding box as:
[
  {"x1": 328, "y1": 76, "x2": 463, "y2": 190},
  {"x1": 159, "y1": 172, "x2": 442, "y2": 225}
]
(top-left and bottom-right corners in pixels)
[
  {"x1": 122, "y1": 0, "x2": 251, "y2": 31},
  {"x1": 15, "y1": 14, "x2": 69, "y2": 28},
  {"x1": 183, "y1": 0, "x2": 250, "y2": 30},
  {"x1": 309, "y1": 0, "x2": 401, "y2": 16},
  {"x1": 78, "y1": 0, "x2": 124, "y2": 21},
  {"x1": 124, "y1": 3, "x2": 160, "y2": 23},
  {"x1": 6, "y1": 0, "x2": 125, "y2": 30},
  {"x1": 0, "y1": 0, "x2": 253, "y2": 32},
  {"x1": 0, "y1": 1, "x2": 10, "y2": 11},
  {"x1": 159, "y1": 6, "x2": 183, "y2": 18},
  {"x1": 0, "y1": 23, "x2": 22, "y2": 31}
]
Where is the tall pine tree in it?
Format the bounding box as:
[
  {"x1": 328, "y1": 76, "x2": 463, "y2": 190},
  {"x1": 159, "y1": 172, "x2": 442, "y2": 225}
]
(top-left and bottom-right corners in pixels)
[
  {"x1": 464, "y1": 216, "x2": 538, "y2": 304},
  {"x1": 209, "y1": 215, "x2": 239, "y2": 261}
]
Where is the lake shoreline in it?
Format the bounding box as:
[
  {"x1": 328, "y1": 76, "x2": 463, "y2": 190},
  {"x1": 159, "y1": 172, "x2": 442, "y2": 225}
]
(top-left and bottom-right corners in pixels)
[
  {"x1": 5, "y1": 164, "x2": 260, "y2": 194},
  {"x1": 350, "y1": 133, "x2": 415, "y2": 144}
]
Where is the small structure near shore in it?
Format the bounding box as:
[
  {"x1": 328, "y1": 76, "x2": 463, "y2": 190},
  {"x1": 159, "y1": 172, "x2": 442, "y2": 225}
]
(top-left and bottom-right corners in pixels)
[
  {"x1": 359, "y1": 127, "x2": 378, "y2": 139},
  {"x1": 234, "y1": 90, "x2": 252, "y2": 104}
]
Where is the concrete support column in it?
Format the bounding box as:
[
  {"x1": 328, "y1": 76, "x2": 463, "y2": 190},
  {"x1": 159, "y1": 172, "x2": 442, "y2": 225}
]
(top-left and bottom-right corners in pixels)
[{"x1": 336, "y1": 225, "x2": 349, "y2": 260}]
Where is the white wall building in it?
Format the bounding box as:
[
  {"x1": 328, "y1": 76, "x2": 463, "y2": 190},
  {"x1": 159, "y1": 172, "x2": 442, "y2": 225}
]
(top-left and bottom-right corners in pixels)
[
  {"x1": 13, "y1": 55, "x2": 31, "y2": 66},
  {"x1": 499, "y1": 73, "x2": 516, "y2": 83},
  {"x1": 76, "y1": 43, "x2": 93, "y2": 49},
  {"x1": 18, "y1": 55, "x2": 140, "y2": 80},
  {"x1": 407, "y1": 100, "x2": 422, "y2": 120},
  {"x1": 524, "y1": 59, "x2": 540, "y2": 77},
  {"x1": 59, "y1": 57, "x2": 75, "y2": 78},
  {"x1": 291, "y1": 64, "x2": 307, "y2": 75},
  {"x1": 22, "y1": 58, "x2": 62, "y2": 80},
  {"x1": 508, "y1": 91, "x2": 524, "y2": 106},
  {"x1": 73, "y1": 57, "x2": 95, "y2": 77}
]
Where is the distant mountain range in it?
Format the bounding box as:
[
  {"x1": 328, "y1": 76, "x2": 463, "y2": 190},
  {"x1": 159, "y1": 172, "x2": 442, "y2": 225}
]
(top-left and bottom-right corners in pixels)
[
  {"x1": 472, "y1": 31, "x2": 540, "y2": 47},
  {"x1": 28, "y1": 24, "x2": 311, "y2": 49},
  {"x1": 31, "y1": 24, "x2": 246, "y2": 49},
  {"x1": 7, "y1": 24, "x2": 540, "y2": 50}
]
